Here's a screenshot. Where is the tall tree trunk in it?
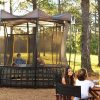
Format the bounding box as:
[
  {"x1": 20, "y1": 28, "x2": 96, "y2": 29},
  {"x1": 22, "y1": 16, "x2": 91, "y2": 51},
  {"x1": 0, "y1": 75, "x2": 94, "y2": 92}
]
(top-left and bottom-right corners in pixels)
[
  {"x1": 81, "y1": 0, "x2": 92, "y2": 72},
  {"x1": 58, "y1": 0, "x2": 62, "y2": 63},
  {"x1": 94, "y1": 0, "x2": 97, "y2": 36},
  {"x1": 58, "y1": 0, "x2": 68, "y2": 65},
  {"x1": 32, "y1": 0, "x2": 37, "y2": 65},
  {"x1": 32, "y1": 0, "x2": 37, "y2": 10},
  {"x1": 61, "y1": 21, "x2": 68, "y2": 65},
  {"x1": 32, "y1": 0, "x2": 37, "y2": 87},
  {"x1": 58, "y1": 0, "x2": 61, "y2": 13},
  {"x1": 98, "y1": 0, "x2": 100, "y2": 66},
  {"x1": 7, "y1": 0, "x2": 13, "y2": 65}
]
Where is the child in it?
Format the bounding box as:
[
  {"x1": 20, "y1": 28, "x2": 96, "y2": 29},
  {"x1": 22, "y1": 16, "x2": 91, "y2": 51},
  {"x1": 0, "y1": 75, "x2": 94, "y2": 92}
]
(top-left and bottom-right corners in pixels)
[
  {"x1": 74, "y1": 68, "x2": 94, "y2": 100},
  {"x1": 14, "y1": 53, "x2": 26, "y2": 66}
]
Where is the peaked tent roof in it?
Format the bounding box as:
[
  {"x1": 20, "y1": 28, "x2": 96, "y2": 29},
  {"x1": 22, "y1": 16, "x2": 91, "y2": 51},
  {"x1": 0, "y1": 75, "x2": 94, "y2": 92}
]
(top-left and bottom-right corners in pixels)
[
  {"x1": 52, "y1": 13, "x2": 71, "y2": 22},
  {"x1": 0, "y1": 10, "x2": 29, "y2": 26},
  {"x1": 0, "y1": 10, "x2": 21, "y2": 26},
  {"x1": 0, "y1": 9, "x2": 71, "y2": 26},
  {"x1": 0, "y1": 10, "x2": 17, "y2": 20},
  {"x1": 22, "y1": 8, "x2": 52, "y2": 20}
]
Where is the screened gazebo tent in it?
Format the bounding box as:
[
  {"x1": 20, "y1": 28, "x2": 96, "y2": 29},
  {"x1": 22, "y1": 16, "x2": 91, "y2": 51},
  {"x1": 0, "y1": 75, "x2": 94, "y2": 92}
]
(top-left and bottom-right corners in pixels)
[
  {"x1": 0, "y1": 9, "x2": 73, "y2": 88},
  {"x1": 0, "y1": 9, "x2": 53, "y2": 65},
  {"x1": 0, "y1": 9, "x2": 72, "y2": 66},
  {"x1": 21, "y1": 8, "x2": 52, "y2": 67}
]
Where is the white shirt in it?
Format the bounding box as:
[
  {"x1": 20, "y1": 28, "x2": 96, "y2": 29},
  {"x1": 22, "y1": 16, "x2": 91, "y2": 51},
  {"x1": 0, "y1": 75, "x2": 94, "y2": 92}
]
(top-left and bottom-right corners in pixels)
[{"x1": 74, "y1": 79, "x2": 94, "y2": 100}]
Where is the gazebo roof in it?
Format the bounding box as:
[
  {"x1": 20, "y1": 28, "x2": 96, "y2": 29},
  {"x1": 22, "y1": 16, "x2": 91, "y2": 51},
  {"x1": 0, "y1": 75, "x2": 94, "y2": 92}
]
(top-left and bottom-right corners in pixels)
[
  {"x1": 52, "y1": 13, "x2": 71, "y2": 22},
  {"x1": 0, "y1": 9, "x2": 52, "y2": 26},
  {"x1": 0, "y1": 10, "x2": 17, "y2": 20},
  {"x1": 0, "y1": 9, "x2": 71, "y2": 26},
  {"x1": 0, "y1": 10, "x2": 20, "y2": 26},
  {"x1": 22, "y1": 8, "x2": 52, "y2": 20}
]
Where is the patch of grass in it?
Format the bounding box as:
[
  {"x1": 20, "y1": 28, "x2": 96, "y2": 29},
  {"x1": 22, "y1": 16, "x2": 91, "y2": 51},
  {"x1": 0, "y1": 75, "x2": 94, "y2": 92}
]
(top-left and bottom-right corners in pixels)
[
  {"x1": 4, "y1": 52, "x2": 100, "y2": 73},
  {"x1": 41, "y1": 53, "x2": 100, "y2": 72},
  {"x1": 66, "y1": 53, "x2": 100, "y2": 73}
]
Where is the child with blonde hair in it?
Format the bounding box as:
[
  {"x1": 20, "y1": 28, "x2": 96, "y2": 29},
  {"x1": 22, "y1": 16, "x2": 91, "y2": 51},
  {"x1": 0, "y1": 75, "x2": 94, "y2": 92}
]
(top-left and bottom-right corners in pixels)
[{"x1": 74, "y1": 68, "x2": 94, "y2": 100}]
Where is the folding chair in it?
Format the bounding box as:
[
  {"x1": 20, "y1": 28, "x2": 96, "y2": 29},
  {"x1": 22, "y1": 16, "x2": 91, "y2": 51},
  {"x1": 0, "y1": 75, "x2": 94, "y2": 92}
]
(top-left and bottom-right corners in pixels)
[
  {"x1": 55, "y1": 83, "x2": 96, "y2": 100},
  {"x1": 54, "y1": 72, "x2": 62, "y2": 84},
  {"x1": 54, "y1": 73, "x2": 96, "y2": 100},
  {"x1": 55, "y1": 83, "x2": 81, "y2": 100}
]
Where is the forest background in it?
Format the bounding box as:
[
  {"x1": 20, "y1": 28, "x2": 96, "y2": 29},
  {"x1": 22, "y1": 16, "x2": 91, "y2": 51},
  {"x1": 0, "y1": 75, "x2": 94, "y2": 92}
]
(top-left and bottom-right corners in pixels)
[{"x1": 0, "y1": 0, "x2": 100, "y2": 72}]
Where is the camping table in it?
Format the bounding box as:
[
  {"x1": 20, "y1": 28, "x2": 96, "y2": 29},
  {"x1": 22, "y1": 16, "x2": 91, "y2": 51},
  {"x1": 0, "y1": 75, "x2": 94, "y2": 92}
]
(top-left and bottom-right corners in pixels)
[{"x1": 90, "y1": 85, "x2": 100, "y2": 99}]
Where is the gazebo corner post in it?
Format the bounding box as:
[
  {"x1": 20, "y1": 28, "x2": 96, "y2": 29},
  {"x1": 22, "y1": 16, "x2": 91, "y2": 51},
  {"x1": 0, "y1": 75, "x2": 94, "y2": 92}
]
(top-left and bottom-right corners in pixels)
[
  {"x1": 68, "y1": 23, "x2": 72, "y2": 66},
  {"x1": 26, "y1": 22, "x2": 30, "y2": 64},
  {"x1": 8, "y1": 26, "x2": 13, "y2": 65},
  {"x1": 32, "y1": 18, "x2": 39, "y2": 88},
  {"x1": 4, "y1": 24, "x2": 7, "y2": 66}
]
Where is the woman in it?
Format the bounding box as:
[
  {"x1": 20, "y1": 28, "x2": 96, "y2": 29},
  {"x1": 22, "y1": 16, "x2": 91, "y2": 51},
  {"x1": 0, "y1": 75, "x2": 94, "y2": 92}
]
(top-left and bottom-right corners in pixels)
[
  {"x1": 62, "y1": 65, "x2": 74, "y2": 85},
  {"x1": 61, "y1": 65, "x2": 75, "y2": 100}
]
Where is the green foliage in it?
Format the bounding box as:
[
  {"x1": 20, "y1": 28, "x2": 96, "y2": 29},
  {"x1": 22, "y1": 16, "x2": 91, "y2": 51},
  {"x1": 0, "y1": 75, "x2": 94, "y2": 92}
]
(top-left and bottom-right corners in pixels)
[
  {"x1": 25, "y1": 0, "x2": 57, "y2": 15},
  {"x1": 68, "y1": 53, "x2": 100, "y2": 72},
  {"x1": 0, "y1": 1, "x2": 5, "y2": 5},
  {"x1": 66, "y1": 32, "x2": 99, "y2": 55},
  {"x1": 90, "y1": 33, "x2": 98, "y2": 54},
  {"x1": 19, "y1": 2, "x2": 28, "y2": 10},
  {"x1": 37, "y1": 0, "x2": 57, "y2": 14},
  {"x1": 66, "y1": 32, "x2": 81, "y2": 53}
]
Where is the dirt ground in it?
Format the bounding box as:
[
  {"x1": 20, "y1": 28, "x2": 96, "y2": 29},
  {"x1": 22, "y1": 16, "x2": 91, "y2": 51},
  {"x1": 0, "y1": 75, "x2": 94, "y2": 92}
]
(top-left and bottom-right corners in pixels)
[
  {"x1": 0, "y1": 88, "x2": 55, "y2": 100},
  {"x1": 0, "y1": 74, "x2": 99, "y2": 100}
]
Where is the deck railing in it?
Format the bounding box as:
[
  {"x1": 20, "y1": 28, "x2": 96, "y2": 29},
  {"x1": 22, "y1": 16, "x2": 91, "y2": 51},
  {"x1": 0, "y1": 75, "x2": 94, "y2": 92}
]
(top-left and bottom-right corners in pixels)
[{"x1": 0, "y1": 64, "x2": 62, "y2": 88}]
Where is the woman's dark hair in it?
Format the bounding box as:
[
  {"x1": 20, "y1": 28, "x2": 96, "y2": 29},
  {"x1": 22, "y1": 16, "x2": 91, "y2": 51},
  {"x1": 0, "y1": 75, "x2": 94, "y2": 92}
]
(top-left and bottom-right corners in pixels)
[
  {"x1": 77, "y1": 68, "x2": 87, "y2": 81},
  {"x1": 64, "y1": 65, "x2": 74, "y2": 85}
]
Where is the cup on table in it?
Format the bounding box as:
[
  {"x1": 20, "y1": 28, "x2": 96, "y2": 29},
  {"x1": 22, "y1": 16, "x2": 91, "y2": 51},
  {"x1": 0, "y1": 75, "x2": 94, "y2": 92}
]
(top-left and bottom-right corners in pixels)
[{"x1": 92, "y1": 80, "x2": 100, "y2": 85}]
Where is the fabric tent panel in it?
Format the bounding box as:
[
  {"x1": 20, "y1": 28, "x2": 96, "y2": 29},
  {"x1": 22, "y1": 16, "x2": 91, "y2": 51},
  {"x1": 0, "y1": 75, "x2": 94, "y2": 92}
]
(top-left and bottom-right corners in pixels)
[
  {"x1": 0, "y1": 10, "x2": 17, "y2": 20},
  {"x1": 0, "y1": 9, "x2": 71, "y2": 26},
  {"x1": 23, "y1": 9, "x2": 52, "y2": 20},
  {"x1": 52, "y1": 13, "x2": 71, "y2": 22}
]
